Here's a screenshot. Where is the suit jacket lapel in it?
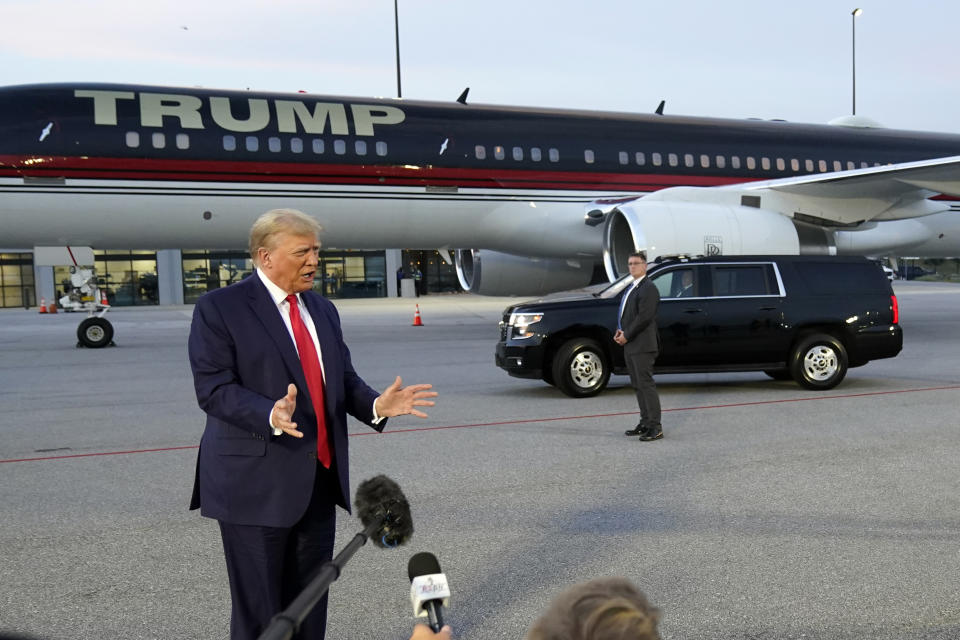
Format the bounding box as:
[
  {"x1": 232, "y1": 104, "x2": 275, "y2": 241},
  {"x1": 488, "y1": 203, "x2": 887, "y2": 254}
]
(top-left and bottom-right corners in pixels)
[
  {"x1": 243, "y1": 276, "x2": 310, "y2": 399},
  {"x1": 302, "y1": 293, "x2": 342, "y2": 409}
]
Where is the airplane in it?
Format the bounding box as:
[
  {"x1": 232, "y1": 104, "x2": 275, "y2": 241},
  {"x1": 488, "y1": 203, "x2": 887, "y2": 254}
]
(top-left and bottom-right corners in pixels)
[{"x1": 2, "y1": 82, "x2": 960, "y2": 304}]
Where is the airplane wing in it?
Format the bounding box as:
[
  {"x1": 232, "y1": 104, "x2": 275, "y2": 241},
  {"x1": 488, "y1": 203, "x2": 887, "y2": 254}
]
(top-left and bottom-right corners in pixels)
[{"x1": 716, "y1": 155, "x2": 960, "y2": 225}]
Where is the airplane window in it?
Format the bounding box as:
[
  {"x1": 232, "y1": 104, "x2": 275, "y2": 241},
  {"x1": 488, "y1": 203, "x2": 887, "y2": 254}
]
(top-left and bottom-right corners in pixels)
[
  {"x1": 700, "y1": 154, "x2": 710, "y2": 168},
  {"x1": 846, "y1": 161, "x2": 855, "y2": 170},
  {"x1": 475, "y1": 145, "x2": 486, "y2": 160},
  {"x1": 512, "y1": 147, "x2": 523, "y2": 161},
  {"x1": 619, "y1": 151, "x2": 629, "y2": 165},
  {"x1": 176, "y1": 134, "x2": 189, "y2": 150},
  {"x1": 125, "y1": 131, "x2": 140, "y2": 148},
  {"x1": 531, "y1": 147, "x2": 542, "y2": 161},
  {"x1": 355, "y1": 140, "x2": 367, "y2": 156},
  {"x1": 746, "y1": 157, "x2": 756, "y2": 170},
  {"x1": 376, "y1": 141, "x2": 388, "y2": 156},
  {"x1": 245, "y1": 136, "x2": 259, "y2": 152},
  {"x1": 652, "y1": 152, "x2": 662, "y2": 166},
  {"x1": 715, "y1": 155, "x2": 725, "y2": 168},
  {"x1": 291, "y1": 138, "x2": 303, "y2": 153},
  {"x1": 152, "y1": 133, "x2": 166, "y2": 149},
  {"x1": 668, "y1": 153, "x2": 678, "y2": 167},
  {"x1": 334, "y1": 140, "x2": 346, "y2": 155},
  {"x1": 684, "y1": 153, "x2": 694, "y2": 167},
  {"x1": 549, "y1": 148, "x2": 559, "y2": 162},
  {"x1": 833, "y1": 160, "x2": 842, "y2": 171},
  {"x1": 635, "y1": 152, "x2": 645, "y2": 166},
  {"x1": 790, "y1": 159, "x2": 799, "y2": 171},
  {"x1": 818, "y1": 160, "x2": 827, "y2": 172},
  {"x1": 584, "y1": 150, "x2": 595, "y2": 164},
  {"x1": 494, "y1": 146, "x2": 505, "y2": 160},
  {"x1": 223, "y1": 135, "x2": 236, "y2": 151},
  {"x1": 860, "y1": 161, "x2": 869, "y2": 168},
  {"x1": 312, "y1": 139, "x2": 324, "y2": 154},
  {"x1": 761, "y1": 157, "x2": 771, "y2": 170},
  {"x1": 776, "y1": 158, "x2": 785, "y2": 171},
  {"x1": 268, "y1": 137, "x2": 281, "y2": 153},
  {"x1": 730, "y1": 156, "x2": 740, "y2": 169},
  {"x1": 805, "y1": 159, "x2": 813, "y2": 172}
]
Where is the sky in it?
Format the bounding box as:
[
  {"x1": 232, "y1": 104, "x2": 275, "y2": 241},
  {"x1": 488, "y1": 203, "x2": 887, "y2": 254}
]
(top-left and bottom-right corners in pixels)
[{"x1": 2, "y1": 0, "x2": 958, "y2": 133}]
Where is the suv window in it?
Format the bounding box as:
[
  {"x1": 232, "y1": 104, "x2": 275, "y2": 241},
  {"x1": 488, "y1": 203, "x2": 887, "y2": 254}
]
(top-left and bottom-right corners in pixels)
[
  {"x1": 795, "y1": 262, "x2": 882, "y2": 294},
  {"x1": 653, "y1": 267, "x2": 697, "y2": 299},
  {"x1": 710, "y1": 264, "x2": 775, "y2": 297}
]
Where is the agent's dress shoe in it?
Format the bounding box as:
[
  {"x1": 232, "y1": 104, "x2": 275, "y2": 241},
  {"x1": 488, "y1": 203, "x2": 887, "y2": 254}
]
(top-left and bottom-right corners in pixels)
[
  {"x1": 624, "y1": 425, "x2": 645, "y2": 436},
  {"x1": 639, "y1": 429, "x2": 663, "y2": 441}
]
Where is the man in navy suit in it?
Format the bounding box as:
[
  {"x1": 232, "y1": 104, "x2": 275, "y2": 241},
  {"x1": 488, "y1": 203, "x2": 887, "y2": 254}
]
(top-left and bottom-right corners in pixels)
[
  {"x1": 615, "y1": 252, "x2": 662, "y2": 441},
  {"x1": 188, "y1": 209, "x2": 437, "y2": 640}
]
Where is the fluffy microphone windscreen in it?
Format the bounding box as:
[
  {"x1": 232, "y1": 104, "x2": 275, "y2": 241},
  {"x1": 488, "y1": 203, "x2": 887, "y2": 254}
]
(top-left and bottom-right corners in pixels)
[{"x1": 355, "y1": 475, "x2": 414, "y2": 548}]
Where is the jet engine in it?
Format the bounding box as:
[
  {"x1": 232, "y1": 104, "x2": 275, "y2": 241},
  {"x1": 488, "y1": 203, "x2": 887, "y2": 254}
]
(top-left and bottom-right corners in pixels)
[
  {"x1": 601, "y1": 199, "x2": 833, "y2": 279},
  {"x1": 454, "y1": 249, "x2": 597, "y2": 296}
]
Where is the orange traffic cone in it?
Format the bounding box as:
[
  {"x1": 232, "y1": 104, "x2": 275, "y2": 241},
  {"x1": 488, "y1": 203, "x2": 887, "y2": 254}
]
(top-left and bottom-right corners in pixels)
[
  {"x1": 38, "y1": 297, "x2": 47, "y2": 314},
  {"x1": 100, "y1": 289, "x2": 109, "y2": 306},
  {"x1": 412, "y1": 304, "x2": 424, "y2": 326}
]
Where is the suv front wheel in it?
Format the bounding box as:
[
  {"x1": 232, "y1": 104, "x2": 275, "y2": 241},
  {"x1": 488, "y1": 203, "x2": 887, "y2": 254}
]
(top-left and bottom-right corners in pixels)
[
  {"x1": 790, "y1": 333, "x2": 848, "y2": 390},
  {"x1": 552, "y1": 338, "x2": 611, "y2": 398}
]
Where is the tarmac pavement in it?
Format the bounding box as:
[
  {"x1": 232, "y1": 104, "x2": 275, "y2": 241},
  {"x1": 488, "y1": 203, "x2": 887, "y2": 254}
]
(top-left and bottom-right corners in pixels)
[{"x1": 1, "y1": 283, "x2": 958, "y2": 639}]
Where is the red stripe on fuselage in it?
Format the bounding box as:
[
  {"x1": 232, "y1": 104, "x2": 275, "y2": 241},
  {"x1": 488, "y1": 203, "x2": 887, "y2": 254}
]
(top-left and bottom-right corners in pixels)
[{"x1": 0, "y1": 154, "x2": 750, "y2": 192}]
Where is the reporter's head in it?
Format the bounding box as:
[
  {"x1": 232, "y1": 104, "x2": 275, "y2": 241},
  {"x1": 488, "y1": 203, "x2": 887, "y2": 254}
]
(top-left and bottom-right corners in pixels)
[{"x1": 525, "y1": 577, "x2": 660, "y2": 640}]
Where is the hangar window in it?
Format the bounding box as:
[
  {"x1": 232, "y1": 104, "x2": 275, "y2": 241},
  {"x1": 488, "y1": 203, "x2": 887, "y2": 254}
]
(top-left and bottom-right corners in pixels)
[
  {"x1": 584, "y1": 149, "x2": 595, "y2": 164},
  {"x1": 549, "y1": 148, "x2": 560, "y2": 162},
  {"x1": 531, "y1": 147, "x2": 542, "y2": 161},
  {"x1": 125, "y1": 131, "x2": 140, "y2": 148},
  {"x1": 152, "y1": 133, "x2": 166, "y2": 149},
  {"x1": 355, "y1": 140, "x2": 367, "y2": 156},
  {"x1": 761, "y1": 157, "x2": 771, "y2": 170},
  {"x1": 290, "y1": 138, "x2": 303, "y2": 153},
  {"x1": 651, "y1": 152, "x2": 662, "y2": 166},
  {"x1": 790, "y1": 159, "x2": 799, "y2": 171},
  {"x1": 730, "y1": 156, "x2": 741, "y2": 169},
  {"x1": 245, "y1": 136, "x2": 258, "y2": 152},
  {"x1": 312, "y1": 139, "x2": 324, "y2": 154},
  {"x1": 223, "y1": 135, "x2": 236, "y2": 151},
  {"x1": 776, "y1": 158, "x2": 785, "y2": 171},
  {"x1": 684, "y1": 153, "x2": 694, "y2": 167},
  {"x1": 715, "y1": 155, "x2": 725, "y2": 169},
  {"x1": 512, "y1": 147, "x2": 523, "y2": 161},
  {"x1": 376, "y1": 141, "x2": 388, "y2": 156},
  {"x1": 818, "y1": 160, "x2": 827, "y2": 172},
  {"x1": 619, "y1": 151, "x2": 629, "y2": 165},
  {"x1": 268, "y1": 137, "x2": 281, "y2": 152},
  {"x1": 635, "y1": 152, "x2": 646, "y2": 166},
  {"x1": 700, "y1": 154, "x2": 710, "y2": 168},
  {"x1": 494, "y1": 146, "x2": 505, "y2": 160},
  {"x1": 334, "y1": 140, "x2": 346, "y2": 155},
  {"x1": 746, "y1": 157, "x2": 756, "y2": 170},
  {"x1": 805, "y1": 159, "x2": 814, "y2": 172},
  {"x1": 668, "y1": 153, "x2": 678, "y2": 167}
]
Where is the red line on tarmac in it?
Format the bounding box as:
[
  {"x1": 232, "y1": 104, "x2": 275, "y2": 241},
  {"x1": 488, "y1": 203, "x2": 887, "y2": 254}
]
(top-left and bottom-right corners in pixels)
[{"x1": 3, "y1": 385, "x2": 957, "y2": 463}]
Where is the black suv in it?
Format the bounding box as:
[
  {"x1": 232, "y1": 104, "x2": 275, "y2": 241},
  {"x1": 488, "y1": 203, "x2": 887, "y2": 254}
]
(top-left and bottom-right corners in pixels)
[{"x1": 495, "y1": 255, "x2": 902, "y2": 397}]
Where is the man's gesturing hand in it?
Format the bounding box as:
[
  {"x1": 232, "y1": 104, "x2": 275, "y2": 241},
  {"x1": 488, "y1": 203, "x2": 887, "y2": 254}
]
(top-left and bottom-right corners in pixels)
[
  {"x1": 375, "y1": 376, "x2": 438, "y2": 418},
  {"x1": 271, "y1": 383, "x2": 304, "y2": 438}
]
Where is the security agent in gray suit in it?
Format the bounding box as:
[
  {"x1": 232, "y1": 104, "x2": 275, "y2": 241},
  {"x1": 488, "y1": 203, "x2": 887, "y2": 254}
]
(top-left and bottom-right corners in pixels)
[{"x1": 614, "y1": 252, "x2": 663, "y2": 441}]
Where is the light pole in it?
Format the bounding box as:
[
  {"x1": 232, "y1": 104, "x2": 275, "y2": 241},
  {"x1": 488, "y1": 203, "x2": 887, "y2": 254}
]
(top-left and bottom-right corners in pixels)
[
  {"x1": 851, "y1": 8, "x2": 862, "y2": 115},
  {"x1": 394, "y1": 0, "x2": 402, "y2": 98}
]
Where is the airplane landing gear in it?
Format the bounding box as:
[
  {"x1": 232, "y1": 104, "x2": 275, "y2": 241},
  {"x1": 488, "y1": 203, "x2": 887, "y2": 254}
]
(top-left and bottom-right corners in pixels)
[{"x1": 77, "y1": 316, "x2": 115, "y2": 348}]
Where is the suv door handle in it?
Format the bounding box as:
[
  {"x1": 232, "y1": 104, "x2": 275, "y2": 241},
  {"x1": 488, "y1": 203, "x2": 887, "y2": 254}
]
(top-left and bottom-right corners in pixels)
[{"x1": 682, "y1": 308, "x2": 704, "y2": 314}]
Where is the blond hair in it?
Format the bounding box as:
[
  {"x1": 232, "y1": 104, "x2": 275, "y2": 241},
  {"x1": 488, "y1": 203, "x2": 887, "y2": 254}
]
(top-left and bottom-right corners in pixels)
[
  {"x1": 525, "y1": 578, "x2": 660, "y2": 640},
  {"x1": 248, "y1": 209, "x2": 323, "y2": 265}
]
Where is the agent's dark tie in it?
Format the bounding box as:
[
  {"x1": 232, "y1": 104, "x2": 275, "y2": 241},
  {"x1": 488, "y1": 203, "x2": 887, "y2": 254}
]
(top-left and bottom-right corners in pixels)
[{"x1": 286, "y1": 294, "x2": 331, "y2": 467}]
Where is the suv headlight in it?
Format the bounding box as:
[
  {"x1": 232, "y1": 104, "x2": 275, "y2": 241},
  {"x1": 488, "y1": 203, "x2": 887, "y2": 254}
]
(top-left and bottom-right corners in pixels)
[{"x1": 508, "y1": 312, "x2": 544, "y2": 339}]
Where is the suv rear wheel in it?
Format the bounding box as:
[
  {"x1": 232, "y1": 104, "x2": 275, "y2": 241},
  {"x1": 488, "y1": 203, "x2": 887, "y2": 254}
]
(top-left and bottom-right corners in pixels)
[
  {"x1": 552, "y1": 338, "x2": 610, "y2": 398},
  {"x1": 790, "y1": 333, "x2": 848, "y2": 390}
]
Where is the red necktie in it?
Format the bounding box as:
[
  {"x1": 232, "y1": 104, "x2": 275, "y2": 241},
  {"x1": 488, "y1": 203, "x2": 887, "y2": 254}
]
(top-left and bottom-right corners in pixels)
[{"x1": 286, "y1": 295, "x2": 331, "y2": 467}]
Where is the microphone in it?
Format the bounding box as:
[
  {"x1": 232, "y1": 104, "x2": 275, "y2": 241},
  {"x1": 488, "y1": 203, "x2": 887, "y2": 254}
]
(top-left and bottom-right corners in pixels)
[
  {"x1": 355, "y1": 474, "x2": 414, "y2": 547},
  {"x1": 408, "y1": 552, "x2": 451, "y2": 633}
]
